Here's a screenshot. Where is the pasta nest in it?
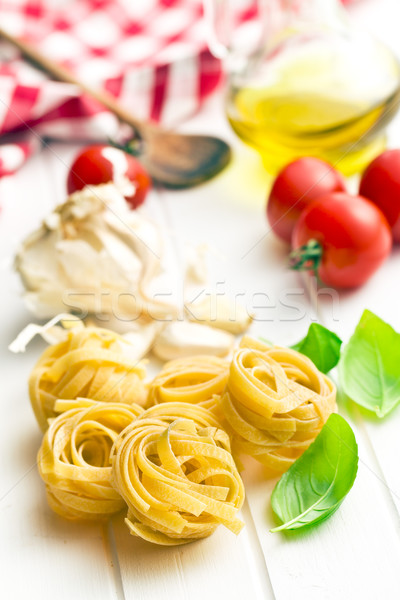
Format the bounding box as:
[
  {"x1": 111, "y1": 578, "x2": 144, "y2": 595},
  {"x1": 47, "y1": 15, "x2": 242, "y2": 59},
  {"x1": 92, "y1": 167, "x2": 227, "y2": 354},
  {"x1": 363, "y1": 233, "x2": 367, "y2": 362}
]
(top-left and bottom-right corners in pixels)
[
  {"x1": 38, "y1": 398, "x2": 144, "y2": 520},
  {"x1": 29, "y1": 326, "x2": 147, "y2": 431},
  {"x1": 111, "y1": 402, "x2": 245, "y2": 546},
  {"x1": 219, "y1": 339, "x2": 337, "y2": 476},
  {"x1": 147, "y1": 355, "x2": 229, "y2": 411}
]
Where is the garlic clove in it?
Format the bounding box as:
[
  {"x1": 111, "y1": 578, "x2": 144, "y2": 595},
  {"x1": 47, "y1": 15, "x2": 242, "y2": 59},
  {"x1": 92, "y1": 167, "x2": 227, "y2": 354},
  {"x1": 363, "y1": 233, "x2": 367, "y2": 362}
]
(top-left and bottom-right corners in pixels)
[
  {"x1": 185, "y1": 294, "x2": 253, "y2": 335},
  {"x1": 152, "y1": 321, "x2": 234, "y2": 361},
  {"x1": 121, "y1": 319, "x2": 164, "y2": 362}
]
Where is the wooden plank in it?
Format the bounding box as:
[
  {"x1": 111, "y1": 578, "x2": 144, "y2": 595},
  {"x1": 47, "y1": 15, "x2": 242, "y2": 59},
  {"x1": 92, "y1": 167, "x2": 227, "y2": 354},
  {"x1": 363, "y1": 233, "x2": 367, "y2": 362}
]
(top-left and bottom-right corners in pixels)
[
  {"x1": 159, "y1": 136, "x2": 319, "y2": 346},
  {"x1": 111, "y1": 168, "x2": 275, "y2": 600},
  {"x1": 0, "y1": 150, "x2": 119, "y2": 600},
  {"x1": 162, "y1": 97, "x2": 400, "y2": 598},
  {"x1": 314, "y1": 248, "x2": 400, "y2": 520},
  {"x1": 242, "y1": 415, "x2": 400, "y2": 599},
  {"x1": 3, "y1": 2, "x2": 400, "y2": 592},
  {"x1": 112, "y1": 510, "x2": 273, "y2": 600}
]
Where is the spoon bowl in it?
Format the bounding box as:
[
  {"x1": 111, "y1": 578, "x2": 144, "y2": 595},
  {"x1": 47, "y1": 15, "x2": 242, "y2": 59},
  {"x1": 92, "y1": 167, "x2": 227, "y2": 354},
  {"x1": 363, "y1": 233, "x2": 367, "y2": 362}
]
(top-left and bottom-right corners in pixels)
[{"x1": 140, "y1": 130, "x2": 231, "y2": 188}]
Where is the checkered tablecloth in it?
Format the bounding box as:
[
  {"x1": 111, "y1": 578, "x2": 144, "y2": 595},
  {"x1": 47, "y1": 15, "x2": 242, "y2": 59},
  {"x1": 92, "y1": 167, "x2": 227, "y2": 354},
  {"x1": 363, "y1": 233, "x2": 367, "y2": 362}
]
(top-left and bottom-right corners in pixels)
[
  {"x1": 0, "y1": 0, "x2": 360, "y2": 178},
  {"x1": 0, "y1": 0, "x2": 225, "y2": 176}
]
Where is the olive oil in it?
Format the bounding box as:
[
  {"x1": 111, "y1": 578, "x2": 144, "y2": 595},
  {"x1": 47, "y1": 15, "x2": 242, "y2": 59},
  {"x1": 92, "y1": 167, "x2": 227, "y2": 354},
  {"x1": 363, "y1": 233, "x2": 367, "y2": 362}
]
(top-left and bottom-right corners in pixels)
[{"x1": 226, "y1": 37, "x2": 400, "y2": 175}]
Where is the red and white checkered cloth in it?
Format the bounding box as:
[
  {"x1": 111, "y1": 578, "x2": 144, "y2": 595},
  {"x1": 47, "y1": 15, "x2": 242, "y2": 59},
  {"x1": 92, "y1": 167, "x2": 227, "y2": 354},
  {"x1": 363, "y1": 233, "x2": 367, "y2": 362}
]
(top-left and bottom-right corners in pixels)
[
  {"x1": 0, "y1": 0, "x2": 360, "y2": 178},
  {"x1": 0, "y1": 0, "x2": 226, "y2": 177}
]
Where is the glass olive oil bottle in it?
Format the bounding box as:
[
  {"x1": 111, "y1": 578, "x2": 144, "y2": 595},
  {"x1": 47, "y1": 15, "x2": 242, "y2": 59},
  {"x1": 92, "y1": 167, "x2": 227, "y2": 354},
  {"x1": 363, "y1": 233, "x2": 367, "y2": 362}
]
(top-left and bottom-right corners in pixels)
[
  {"x1": 205, "y1": 0, "x2": 400, "y2": 175},
  {"x1": 227, "y1": 30, "x2": 400, "y2": 175}
]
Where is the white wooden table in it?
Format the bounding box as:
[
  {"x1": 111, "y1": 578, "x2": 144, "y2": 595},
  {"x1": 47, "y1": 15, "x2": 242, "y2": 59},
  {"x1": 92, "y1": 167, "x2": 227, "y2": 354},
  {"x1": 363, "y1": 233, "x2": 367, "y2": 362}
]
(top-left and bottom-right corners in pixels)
[{"x1": 2, "y1": 1, "x2": 400, "y2": 598}]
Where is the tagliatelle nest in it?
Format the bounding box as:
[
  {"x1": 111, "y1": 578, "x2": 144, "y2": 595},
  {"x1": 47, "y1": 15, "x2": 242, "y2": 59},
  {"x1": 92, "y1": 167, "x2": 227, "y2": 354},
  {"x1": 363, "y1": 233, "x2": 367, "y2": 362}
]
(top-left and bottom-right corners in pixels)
[
  {"x1": 147, "y1": 355, "x2": 229, "y2": 411},
  {"x1": 111, "y1": 402, "x2": 245, "y2": 545},
  {"x1": 219, "y1": 338, "x2": 337, "y2": 476},
  {"x1": 37, "y1": 398, "x2": 144, "y2": 520},
  {"x1": 29, "y1": 325, "x2": 147, "y2": 431}
]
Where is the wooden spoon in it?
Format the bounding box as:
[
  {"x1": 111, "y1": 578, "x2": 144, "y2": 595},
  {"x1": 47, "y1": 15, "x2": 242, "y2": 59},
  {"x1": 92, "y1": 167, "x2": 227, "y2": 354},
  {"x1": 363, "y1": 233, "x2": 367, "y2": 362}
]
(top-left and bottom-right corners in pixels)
[{"x1": 0, "y1": 27, "x2": 231, "y2": 188}]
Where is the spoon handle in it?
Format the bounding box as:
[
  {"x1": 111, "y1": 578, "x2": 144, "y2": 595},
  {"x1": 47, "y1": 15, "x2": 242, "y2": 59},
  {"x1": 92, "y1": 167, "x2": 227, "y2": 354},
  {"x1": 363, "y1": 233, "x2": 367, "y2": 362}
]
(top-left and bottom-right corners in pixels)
[{"x1": 0, "y1": 27, "x2": 150, "y2": 135}]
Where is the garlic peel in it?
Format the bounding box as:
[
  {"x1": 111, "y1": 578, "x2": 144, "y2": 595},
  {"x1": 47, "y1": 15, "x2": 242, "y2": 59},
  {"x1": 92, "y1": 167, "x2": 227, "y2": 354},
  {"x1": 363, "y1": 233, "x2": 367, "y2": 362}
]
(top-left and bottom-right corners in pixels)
[
  {"x1": 9, "y1": 313, "x2": 153, "y2": 368},
  {"x1": 9, "y1": 314, "x2": 82, "y2": 353}
]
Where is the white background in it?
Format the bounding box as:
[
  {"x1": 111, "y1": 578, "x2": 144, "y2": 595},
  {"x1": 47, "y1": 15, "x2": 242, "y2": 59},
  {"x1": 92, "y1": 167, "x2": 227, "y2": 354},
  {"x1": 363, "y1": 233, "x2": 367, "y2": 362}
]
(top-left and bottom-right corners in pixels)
[{"x1": 1, "y1": 0, "x2": 400, "y2": 598}]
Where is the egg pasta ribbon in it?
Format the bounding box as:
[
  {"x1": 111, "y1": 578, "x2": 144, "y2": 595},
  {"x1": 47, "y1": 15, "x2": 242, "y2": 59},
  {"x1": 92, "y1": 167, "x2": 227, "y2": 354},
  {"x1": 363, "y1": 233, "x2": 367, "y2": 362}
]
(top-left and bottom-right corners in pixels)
[
  {"x1": 111, "y1": 402, "x2": 244, "y2": 545},
  {"x1": 38, "y1": 398, "x2": 144, "y2": 520},
  {"x1": 29, "y1": 326, "x2": 147, "y2": 431},
  {"x1": 219, "y1": 338, "x2": 337, "y2": 476},
  {"x1": 147, "y1": 355, "x2": 229, "y2": 410}
]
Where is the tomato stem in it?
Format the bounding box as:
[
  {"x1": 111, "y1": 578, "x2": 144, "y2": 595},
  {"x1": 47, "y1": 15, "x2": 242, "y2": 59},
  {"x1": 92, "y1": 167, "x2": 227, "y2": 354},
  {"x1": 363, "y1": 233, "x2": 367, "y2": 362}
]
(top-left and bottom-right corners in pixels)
[
  {"x1": 108, "y1": 133, "x2": 144, "y2": 157},
  {"x1": 289, "y1": 239, "x2": 323, "y2": 272}
]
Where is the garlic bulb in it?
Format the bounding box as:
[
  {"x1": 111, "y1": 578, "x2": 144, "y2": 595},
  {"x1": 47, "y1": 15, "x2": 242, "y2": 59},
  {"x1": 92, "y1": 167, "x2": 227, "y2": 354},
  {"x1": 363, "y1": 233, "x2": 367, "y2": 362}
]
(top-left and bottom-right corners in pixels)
[{"x1": 15, "y1": 184, "x2": 178, "y2": 321}]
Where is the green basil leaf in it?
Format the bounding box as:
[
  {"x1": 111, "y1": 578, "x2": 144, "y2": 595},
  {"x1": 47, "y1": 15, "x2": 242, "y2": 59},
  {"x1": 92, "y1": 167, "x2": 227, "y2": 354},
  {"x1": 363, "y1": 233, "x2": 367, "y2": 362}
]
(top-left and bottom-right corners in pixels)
[
  {"x1": 291, "y1": 323, "x2": 342, "y2": 373},
  {"x1": 270, "y1": 414, "x2": 358, "y2": 532},
  {"x1": 339, "y1": 309, "x2": 400, "y2": 418}
]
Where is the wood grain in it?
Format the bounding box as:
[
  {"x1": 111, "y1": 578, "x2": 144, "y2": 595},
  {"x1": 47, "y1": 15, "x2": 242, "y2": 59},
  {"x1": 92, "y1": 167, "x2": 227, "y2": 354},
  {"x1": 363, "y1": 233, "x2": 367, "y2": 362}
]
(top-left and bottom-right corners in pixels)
[{"x1": 2, "y1": 1, "x2": 400, "y2": 596}]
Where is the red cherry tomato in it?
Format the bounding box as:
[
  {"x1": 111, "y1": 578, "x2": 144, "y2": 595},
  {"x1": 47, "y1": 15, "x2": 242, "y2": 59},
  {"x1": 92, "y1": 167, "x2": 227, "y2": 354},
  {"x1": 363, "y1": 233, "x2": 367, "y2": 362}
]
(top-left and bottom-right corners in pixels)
[
  {"x1": 359, "y1": 149, "x2": 400, "y2": 242},
  {"x1": 267, "y1": 157, "x2": 346, "y2": 243},
  {"x1": 67, "y1": 145, "x2": 151, "y2": 209},
  {"x1": 291, "y1": 192, "x2": 392, "y2": 288}
]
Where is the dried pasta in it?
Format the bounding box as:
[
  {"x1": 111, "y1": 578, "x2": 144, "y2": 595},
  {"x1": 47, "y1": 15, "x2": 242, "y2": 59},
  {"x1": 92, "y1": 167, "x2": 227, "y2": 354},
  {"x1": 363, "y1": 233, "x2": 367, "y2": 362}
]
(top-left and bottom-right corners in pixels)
[
  {"x1": 219, "y1": 338, "x2": 337, "y2": 476},
  {"x1": 147, "y1": 355, "x2": 229, "y2": 411},
  {"x1": 143, "y1": 401, "x2": 224, "y2": 428},
  {"x1": 38, "y1": 398, "x2": 144, "y2": 520},
  {"x1": 111, "y1": 402, "x2": 244, "y2": 545},
  {"x1": 29, "y1": 326, "x2": 147, "y2": 431}
]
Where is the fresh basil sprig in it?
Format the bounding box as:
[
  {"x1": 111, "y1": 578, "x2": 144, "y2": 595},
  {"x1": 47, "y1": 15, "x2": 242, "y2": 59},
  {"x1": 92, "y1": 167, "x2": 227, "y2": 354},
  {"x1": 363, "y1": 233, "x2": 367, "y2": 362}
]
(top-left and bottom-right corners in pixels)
[
  {"x1": 291, "y1": 323, "x2": 342, "y2": 373},
  {"x1": 339, "y1": 309, "x2": 400, "y2": 417},
  {"x1": 271, "y1": 414, "x2": 358, "y2": 532}
]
